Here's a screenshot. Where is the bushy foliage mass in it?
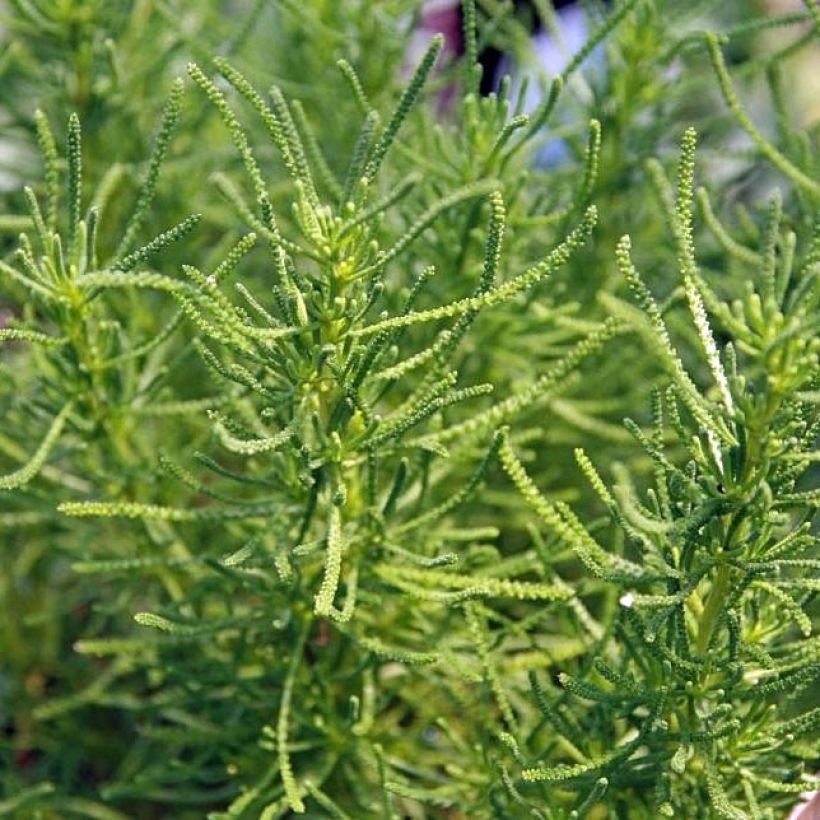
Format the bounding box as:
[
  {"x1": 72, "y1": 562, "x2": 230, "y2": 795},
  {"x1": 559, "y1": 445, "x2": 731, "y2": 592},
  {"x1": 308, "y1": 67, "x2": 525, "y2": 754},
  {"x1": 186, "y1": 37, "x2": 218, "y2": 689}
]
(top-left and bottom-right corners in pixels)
[{"x1": 0, "y1": 1, "x2": 818, "y2": 817}]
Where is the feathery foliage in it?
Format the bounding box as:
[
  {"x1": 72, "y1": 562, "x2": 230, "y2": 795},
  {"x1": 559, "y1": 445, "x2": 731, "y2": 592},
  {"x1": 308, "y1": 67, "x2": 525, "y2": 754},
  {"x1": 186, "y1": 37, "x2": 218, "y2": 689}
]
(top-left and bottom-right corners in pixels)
[{"x1": 0, "y1": 1, "x2": 817, "y2": 817}]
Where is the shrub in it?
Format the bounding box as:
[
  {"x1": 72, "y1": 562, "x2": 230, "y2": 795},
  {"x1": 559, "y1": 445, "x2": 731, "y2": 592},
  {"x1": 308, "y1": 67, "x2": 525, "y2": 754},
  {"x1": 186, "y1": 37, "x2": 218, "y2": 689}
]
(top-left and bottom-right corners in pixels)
[{"x1": 1, "y1": 1, "x2": 818, "y2": 817}]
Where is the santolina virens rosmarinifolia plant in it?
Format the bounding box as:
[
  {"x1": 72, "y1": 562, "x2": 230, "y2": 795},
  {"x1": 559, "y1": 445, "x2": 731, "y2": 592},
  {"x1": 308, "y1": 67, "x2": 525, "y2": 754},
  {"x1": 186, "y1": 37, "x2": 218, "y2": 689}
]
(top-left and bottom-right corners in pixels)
[{"x1": 0, "y1": 1, "x2": 818, "y2": 818}]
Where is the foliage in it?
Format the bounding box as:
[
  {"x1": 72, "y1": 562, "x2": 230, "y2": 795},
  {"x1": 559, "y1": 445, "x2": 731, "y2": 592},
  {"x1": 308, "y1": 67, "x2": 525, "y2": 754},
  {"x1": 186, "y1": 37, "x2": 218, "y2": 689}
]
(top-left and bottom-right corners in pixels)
[{"x1": 0, "y1": 1, "x2": 817, "y2": 817}]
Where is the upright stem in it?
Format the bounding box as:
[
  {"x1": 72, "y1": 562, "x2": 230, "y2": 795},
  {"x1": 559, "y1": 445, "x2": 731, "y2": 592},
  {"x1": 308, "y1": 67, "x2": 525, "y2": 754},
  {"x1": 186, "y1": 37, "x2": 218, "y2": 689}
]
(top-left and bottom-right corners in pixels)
[
  {"x1": 278, "y1": 615, "x2": 311, "y2": 814},
  {"x1": 695, "y1": 563, "x2": 731, "y2": 655}
]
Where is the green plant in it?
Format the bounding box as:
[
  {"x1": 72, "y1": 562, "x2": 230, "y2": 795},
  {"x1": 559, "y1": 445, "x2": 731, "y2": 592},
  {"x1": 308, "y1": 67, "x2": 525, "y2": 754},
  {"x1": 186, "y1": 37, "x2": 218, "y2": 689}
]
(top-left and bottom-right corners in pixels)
[
  {"x1": 500, "y1": 128, "x2": 820, "y2": 817},
  {"x1": 0, "y1": 1, "x2": 817, "y2": 818}
]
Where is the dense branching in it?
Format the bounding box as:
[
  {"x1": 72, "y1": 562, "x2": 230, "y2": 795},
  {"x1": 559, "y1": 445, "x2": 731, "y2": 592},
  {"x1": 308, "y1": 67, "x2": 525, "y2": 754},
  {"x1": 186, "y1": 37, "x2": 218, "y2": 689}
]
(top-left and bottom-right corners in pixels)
[{"x1": 0, "y1": 1, "x2": 817, "y2": 818}]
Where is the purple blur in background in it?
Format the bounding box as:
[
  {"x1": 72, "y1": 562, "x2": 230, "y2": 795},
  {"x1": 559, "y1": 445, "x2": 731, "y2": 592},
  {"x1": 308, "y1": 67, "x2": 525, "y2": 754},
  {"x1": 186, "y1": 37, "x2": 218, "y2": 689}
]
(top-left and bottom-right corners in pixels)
[{"x1": 412, "y1": 1, "x2": 606, "y2": 166}]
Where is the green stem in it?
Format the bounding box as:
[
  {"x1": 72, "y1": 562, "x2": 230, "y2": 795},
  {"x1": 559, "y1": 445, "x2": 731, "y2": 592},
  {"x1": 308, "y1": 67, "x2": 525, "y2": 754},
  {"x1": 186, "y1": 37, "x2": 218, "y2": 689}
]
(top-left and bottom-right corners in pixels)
[
  {"x1": 278, "y1": 615, "x2": 312, "y2": 814},
  {"x1": 695, "y1": 563, "x2": 731, "y2": 655}
]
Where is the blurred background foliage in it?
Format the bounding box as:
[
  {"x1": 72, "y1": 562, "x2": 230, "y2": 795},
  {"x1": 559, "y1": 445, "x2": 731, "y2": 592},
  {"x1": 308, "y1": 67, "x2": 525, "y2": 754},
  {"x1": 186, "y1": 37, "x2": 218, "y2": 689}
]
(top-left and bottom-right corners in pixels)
[{"x1": 0, "y1": 0, "x2": 817, "y2": 817}]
